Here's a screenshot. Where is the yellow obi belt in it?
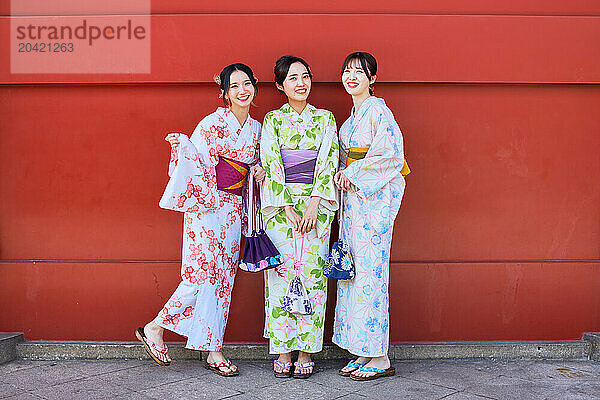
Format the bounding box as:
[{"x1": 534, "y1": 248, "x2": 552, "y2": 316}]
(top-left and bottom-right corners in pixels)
[
  {"x1": 215, "y1": 156, "x2": 249, "y2": 196},
  {"x1": 346, "y1": 146, "x2": 411, "y2": 176}
]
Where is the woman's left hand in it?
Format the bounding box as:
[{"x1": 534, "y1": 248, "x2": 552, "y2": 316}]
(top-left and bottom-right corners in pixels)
[
  {"x1": 250, "y1": 165, "x2": 266, "y2": 182},
  {"x1": 300, "y1": 197, "x2": 321, "y2": 234}
]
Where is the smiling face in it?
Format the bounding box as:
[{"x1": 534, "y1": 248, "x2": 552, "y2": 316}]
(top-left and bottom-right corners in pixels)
[
  {"x1": 276, "y1": 62, "x2": 312, "y2": 103},
  {"x1": 224, "y1": 70, "x2": 256, "y2": 109},
  {"x1": 342, "y1": 58, "x2": 375, "y2": 97}
]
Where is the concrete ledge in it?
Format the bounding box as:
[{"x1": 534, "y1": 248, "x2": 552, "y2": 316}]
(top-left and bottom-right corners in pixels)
[
  {"x1": 17, "y1": 339, "x2": 590, "y2": 361},
  {"x1": 0, "y1": 332, "x2": 24, "y2": 364},
  {"x1": 392, "y1": 341, "x2": 590, "y2": 361},
  {"x1": 17, "y1": 342, "x2": 353, "y2": 361},
  {"x1": 583, "y1": 332, "x2": 600, "y2": 361}
]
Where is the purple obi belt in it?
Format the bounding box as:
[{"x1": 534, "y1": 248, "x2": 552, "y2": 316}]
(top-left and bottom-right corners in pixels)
[
  {"x1": 215, "y1": 156, "x2": 249, "y2": 196},
  {"x1": 281, "y1": 149, "x2": 318, "y2": 184}
]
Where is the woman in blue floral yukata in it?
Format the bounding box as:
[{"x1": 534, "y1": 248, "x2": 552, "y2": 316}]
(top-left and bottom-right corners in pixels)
[{"x1": 333, "y1": 52, "x2": 409, "y2": 381}]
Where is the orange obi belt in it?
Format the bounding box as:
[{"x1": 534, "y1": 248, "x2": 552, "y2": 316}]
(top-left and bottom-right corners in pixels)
[
  {"x1": 347, "y1": 146, "x2": 411, "y2": 176},
  {"x1": 215, "y1": 156, "x2": 249, "y2": 196}
]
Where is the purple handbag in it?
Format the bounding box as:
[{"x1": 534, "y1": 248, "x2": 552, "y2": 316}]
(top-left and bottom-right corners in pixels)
[{"x1": 239, "y1": 174, "x2": 283, "y2": 272}]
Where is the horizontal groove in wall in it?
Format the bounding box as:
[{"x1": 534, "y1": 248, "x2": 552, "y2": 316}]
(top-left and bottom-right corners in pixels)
[
  {"x1": 1, "y1": 259, "x2": 599, "y2": 264},
  {"x1": 4, "y1": 12, "x2": 600, "y2": 17},
  {"x1": 2, "y1": 81, "x2": 600, "y2": 86}
]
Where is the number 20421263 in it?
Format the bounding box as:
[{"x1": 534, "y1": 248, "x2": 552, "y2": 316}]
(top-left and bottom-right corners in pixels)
[{"x1": 18, "y1": 42, "x2": 74, "y2": 52}]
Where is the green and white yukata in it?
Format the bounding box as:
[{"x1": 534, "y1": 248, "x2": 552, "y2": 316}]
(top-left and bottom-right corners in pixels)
[{"x1": 260, "y1": 103, "x2": 339, "y2": 354}]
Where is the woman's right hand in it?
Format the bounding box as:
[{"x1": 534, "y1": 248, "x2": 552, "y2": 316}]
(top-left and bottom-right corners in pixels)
[
  {"x1": 284, "y1": 205, "x2": 302, "y2": 232},
  {"x1": 334, "y1": 171, "x2": 343, "y2": 190},
  {"x1": 165, "y1": 133, "x2": 180, "y2": 150},
  {"x1": 334, "y1": 170, "x2": 355, "y2": 191}
]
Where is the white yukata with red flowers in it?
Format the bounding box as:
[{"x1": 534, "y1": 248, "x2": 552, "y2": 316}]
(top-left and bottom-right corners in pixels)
[{"x1": 157, "y1": 107, "x2": 260, "y2": 351}]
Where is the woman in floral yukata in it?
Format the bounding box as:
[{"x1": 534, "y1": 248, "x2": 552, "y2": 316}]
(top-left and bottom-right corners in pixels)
[
  {"x1": 333, "y1": 52, "x2": 409, "y2": 381},
  {"x1": 260, "y1": 56, "x2": 339, "y2": 378},
  {"x1": 136, "y1": 63, "x2": 265, "y2": 377}
]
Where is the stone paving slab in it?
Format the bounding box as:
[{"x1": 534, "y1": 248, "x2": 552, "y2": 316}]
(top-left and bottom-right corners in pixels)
[{"x1": 0, "y1": 359, "x2": 599, "y2": 400}]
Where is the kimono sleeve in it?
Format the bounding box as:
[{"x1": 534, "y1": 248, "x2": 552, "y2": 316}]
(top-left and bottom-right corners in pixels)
[
  {"x1": 259, "y1": 112, "x2": 294, "y2": 222},
  {"x1": 189, "y1": 118, "x2": 220, "y2": 168},
  {"x1": 250, "y1": 120, "x2": 262, "y2": 166},
  {"x1": 241, "y1": 121, "x2": 262, "y2": 235},
  {"x1": 311, "y1": 111, "x2": 340, "y2": 236},
  {"x1": 159, "y1": 121, "x2": 219, "y2": 213},
  {"x1": 343, "y1": 106, "x2": 405, "y2": 198}
]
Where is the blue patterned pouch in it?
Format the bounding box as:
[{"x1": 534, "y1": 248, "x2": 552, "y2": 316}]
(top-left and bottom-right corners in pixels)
[
  {"x1": 281, "y1": 234, "x2": 313, "y2": 315},
  {"x1": 325, "y1": 196, "x2": 355, "y2": 280}
]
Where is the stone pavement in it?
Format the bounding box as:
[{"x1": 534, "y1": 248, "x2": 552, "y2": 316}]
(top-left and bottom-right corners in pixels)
[{"x1": 0, "y1": 358, "x2": 598, "y2": 400}]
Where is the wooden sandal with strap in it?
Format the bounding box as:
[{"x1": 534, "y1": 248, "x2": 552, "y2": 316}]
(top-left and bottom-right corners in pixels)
[
  {"x1": 204, "y1": 358, "x2": 239, "y2": 377},
  {"x1": 135, "y1": 327, "x2": 171, "y2": 366},
  {"x1": 273, "y1": 360, "x2": 293, "y2": 378},
  {"x1": 293, "y1": 361, "x2": 315, "y2": 379}
]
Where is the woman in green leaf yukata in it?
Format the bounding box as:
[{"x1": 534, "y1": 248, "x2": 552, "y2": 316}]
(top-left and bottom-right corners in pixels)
[{"x1": 260, "y1": 56, "x2": 339, "y2": 378}]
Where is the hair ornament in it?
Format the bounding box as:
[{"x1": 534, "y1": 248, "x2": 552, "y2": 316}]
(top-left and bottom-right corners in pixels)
[{"x1": 213, "y1": 74, "x2": 222, "y2": 86}]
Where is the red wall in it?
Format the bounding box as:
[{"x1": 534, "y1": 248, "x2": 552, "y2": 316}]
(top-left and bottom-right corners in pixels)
[{"x1": 1, "y1": 2, "x2": 599, "y2": 342}]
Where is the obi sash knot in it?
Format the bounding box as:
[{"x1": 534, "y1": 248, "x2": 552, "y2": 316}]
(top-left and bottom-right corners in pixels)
[
  {"x1": 215, "y1": 156, "x2": 249, "y2": 196},
  {"x1": 281, "y1": 149, "x2": 318, "y2": 184}
]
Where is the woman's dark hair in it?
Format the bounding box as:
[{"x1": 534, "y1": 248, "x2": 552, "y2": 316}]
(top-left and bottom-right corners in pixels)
[
  {"x1": 218, "y1": 63, "x2": 258, "y2": 107},
  {"x1": 274, "y1": 55, "x2": 312, "y2": 89},
  {"x1": 341, "y1": 52, "x2": 377, "y2": 95}
]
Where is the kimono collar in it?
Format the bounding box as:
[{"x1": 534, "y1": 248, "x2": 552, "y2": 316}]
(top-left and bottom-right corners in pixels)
[
  {"x1": 216, "y1": 107, "x2": 250, "y2": 132},
  {"x1": 280, "y1": 103, "x2": 316, "y2": 121},
  {"x1": 350, "y1": 96, "x2": 381, "y2": 118}
]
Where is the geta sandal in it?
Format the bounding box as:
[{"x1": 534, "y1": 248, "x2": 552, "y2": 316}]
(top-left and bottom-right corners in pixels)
[
  {"x1": 293, "y1": 361, "x2": 315, "y2": 379},
  {"x1": 135, "y1": 327, "x2": 171, "y2": 366},
  {"x1": 204, "y1": 358, "x2": 239, "y2": 377},
  {"x1": 350, "y1": 365, "x2": 395, "y2": 381}
]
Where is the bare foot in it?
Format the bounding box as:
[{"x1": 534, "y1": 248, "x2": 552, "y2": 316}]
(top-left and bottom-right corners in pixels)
[
  {"x1": 340, "y1": 356, "x2": 371, "y2": 374},
  {"x1": 294, "y1": 351, "x2": 314, "y2": 376},
  {"x1": 274, "y1": 352, "x2": 292, "y2": 375},
  {"x1": 206, "y1": 351, "x2": 237, "y2": 374},
  {"x1": 143, "y1": 321, "x2": 171, "y2": 363},
  {"x1": 351, "y1": 355, "x2": 391, "y2": 379}
]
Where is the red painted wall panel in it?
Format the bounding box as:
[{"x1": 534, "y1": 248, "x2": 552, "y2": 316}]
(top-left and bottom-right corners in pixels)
[
  {"x1": 2, "y1": 15, "x2": 600, "y2": 84},
  {"x1": 2, "y1": 0, "x2": 600, "y2": 16},
  {"x1": 148, "y1": 1, "x2": 600, "y2": 16},
  {"x1": 1, "y1": 5, "x2": 599, "y2": 343},
  {"x1": 1, "y1": 262, "x2": 598, "y2": 342},
  {"x1": 1, "y1": 84, "x2": 598, "y2": 261}
]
